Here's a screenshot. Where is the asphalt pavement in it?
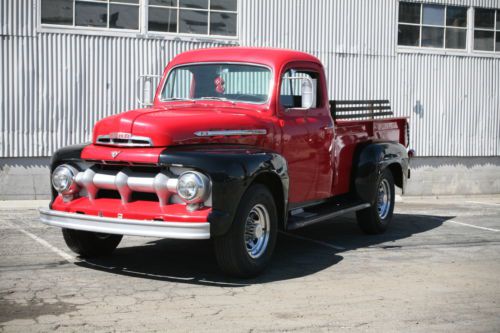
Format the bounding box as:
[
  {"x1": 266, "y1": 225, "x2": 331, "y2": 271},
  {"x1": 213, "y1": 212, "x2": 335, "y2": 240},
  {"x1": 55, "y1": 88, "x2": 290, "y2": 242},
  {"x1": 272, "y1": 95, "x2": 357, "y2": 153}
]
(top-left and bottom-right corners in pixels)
[{"x1": 1, "y1": 196, "x2": 499, "y2": 332}]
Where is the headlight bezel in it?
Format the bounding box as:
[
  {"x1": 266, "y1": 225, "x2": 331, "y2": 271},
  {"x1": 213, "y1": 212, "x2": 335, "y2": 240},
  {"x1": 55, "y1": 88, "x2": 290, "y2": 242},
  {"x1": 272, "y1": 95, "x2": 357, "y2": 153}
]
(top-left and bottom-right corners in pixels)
[
  {"x1": 176, "y1": 171, "x2": 211, "y2": 204},
  {"x1": 52, "y1": 164, "x2": 79, "y2": 195}
]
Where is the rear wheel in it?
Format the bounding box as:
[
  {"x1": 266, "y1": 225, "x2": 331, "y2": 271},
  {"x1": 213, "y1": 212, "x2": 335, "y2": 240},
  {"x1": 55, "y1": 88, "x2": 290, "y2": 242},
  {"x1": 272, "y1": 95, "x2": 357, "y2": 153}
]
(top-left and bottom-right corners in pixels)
[
  {"x1": 214, "y1": 184, "x2": 278, "y2": 278},
  {"x1": 356, "y1": 168, "x2": 395, "y2": 234},
  {"x1": 62, "y1": 229, "x2": 122, "y2": 258}
]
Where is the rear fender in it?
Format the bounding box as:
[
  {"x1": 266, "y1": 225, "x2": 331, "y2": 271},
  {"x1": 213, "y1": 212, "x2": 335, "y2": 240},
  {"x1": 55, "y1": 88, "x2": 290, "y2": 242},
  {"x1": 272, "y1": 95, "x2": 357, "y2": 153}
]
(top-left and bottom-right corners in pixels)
[{"x1": 353, "y1": 142, "x2": 409, "y2": 202}]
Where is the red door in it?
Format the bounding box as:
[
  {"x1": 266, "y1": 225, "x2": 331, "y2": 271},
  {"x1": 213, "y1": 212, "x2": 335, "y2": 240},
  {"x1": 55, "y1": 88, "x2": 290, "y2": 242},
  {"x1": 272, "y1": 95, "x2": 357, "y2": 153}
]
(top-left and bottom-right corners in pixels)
[
  {"x1": 279, "y1": 107, "x2": 315, "y2": 204},
  {"x1": 277, "y1": 65, "x2": 334, "y2": 205}
]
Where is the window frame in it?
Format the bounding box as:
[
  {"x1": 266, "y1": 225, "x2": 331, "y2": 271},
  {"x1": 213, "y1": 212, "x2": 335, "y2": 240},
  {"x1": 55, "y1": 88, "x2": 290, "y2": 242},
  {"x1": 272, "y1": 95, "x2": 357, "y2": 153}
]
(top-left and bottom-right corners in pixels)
[
  {"x1": 147, "y1": 1, "x2": 237, "y2": 37},
  {"x1": 397, "y1": 2, "x2": 500, "y2": 58},
  {"x1": 279, "y1": 69, "x2": 322, "y2": 110},
  {"x1": 158, "y1": 62, "x2": 274, "y2": 105},
  {"x1": 397, "y1": 2, "x2": 469, "y2": 51},
  {"x1": 472, "y1": 8, "x2": 500, "y2": 53},
  {"x1": 37, "y1": 0, "x2": 239, "y2": 42}
]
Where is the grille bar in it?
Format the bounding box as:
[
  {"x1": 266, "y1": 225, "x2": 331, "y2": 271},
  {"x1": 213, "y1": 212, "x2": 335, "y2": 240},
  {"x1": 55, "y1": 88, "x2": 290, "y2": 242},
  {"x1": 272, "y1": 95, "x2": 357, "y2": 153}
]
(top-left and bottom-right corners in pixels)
[{"x1": 74, "y1": 168, "x2": 178, "y2": 206}]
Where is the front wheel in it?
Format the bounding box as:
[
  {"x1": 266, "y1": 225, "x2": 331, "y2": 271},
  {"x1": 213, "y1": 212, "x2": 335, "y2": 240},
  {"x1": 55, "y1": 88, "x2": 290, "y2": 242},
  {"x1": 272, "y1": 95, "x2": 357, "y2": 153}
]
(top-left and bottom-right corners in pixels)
[
  {"x1": 62, "y1": 229, "x2": 122, "y2": 258},
  {"x1": 213, "y1": 184, "x2": 278, "y2": 278},
  {"x1": 356, "y1": 168, "x2": 395, "y2": 234}
]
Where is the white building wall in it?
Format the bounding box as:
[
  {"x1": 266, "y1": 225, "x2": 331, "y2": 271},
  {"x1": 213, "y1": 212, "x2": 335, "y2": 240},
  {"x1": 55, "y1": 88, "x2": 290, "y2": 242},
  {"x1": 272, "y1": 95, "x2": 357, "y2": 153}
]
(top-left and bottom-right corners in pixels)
[
  {"x1": 0, "y1": 0, "x2": 499, "y2": 197},
  {"x1": 239, "y1": 0, "x2": 500, "y2": 157},
  {"x1": 1, "y1": 0, "x2": 499, "y2": 158}
]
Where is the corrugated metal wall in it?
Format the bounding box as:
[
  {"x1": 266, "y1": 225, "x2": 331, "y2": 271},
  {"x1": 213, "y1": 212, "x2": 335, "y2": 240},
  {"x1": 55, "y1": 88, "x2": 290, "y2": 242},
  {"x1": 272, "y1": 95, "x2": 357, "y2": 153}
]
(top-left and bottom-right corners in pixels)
[
  {"x1": 316, "y1": 53, "x2": 499, "y2": 156},
  {"x1": 1, "y1": 34, "x2": 225, "y2": 157},
  {"x1": 1, "y1": 0, "x2": 499, "y2": 157},
  {"x1": 239, "y1": 0, "x2": 500, "y2": 157},
  {"x1": 0, "y1": 1, "x2": 227, "y2": 157}
]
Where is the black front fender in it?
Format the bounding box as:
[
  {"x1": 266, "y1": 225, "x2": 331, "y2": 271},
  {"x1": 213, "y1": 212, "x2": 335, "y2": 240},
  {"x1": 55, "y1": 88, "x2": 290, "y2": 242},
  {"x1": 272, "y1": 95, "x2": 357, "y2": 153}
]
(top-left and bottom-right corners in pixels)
[
  {"x1": 159, "y1": 145, "x2": 289, "y2": 237},
  {"x1": 49, "y1": 144, "x2": 90, "y2": 206},
  {"x1": 354, "y1": 142, "x2": 409, "y2": 202}
]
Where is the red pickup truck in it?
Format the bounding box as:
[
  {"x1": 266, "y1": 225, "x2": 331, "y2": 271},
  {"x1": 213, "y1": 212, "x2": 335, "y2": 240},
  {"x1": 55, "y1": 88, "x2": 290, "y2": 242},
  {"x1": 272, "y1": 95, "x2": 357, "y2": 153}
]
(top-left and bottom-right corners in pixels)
[{"x1": 40, "y1": 47, "x2": 410, "y2": 277}]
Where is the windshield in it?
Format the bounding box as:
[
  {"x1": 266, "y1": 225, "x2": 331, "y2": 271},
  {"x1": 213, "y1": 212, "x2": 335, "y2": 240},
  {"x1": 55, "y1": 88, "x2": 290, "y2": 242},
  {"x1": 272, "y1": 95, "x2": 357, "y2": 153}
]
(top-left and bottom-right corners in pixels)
[{"x1": 161, "y1": 64, "x2": 271, "y2": 104}]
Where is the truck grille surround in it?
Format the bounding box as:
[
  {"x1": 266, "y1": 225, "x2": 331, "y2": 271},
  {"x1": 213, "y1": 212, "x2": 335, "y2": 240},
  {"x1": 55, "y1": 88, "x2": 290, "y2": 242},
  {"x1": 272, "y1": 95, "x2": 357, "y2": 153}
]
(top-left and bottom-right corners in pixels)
[
  {"x1": 96, "y1": 135, "x2": 153, "y2": 147},
  {"x1": 72, "y1": 165, "x2": 211, "y2": 208}
]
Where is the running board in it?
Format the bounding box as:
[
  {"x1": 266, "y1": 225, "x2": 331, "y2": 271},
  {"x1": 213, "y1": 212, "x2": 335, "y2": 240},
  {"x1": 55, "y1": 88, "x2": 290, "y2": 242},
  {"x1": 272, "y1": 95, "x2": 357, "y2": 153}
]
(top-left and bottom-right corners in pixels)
[{"x1": 287, "y1": 201, "x2": 370, "y2": 230}]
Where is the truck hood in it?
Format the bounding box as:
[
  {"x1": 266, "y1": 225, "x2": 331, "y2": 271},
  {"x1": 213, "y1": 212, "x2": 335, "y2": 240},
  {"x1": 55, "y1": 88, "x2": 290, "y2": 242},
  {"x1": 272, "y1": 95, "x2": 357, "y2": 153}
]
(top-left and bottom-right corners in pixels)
[{"x1": 92, "y1": 106, "x2": 274, "y2": 147}]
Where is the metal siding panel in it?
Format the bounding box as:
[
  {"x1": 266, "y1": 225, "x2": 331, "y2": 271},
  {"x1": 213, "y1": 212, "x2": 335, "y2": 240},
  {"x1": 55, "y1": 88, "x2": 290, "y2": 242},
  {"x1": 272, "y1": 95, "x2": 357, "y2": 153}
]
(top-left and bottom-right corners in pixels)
[
  {"x1": 1, "y1": 0, "x2": 37, "y2": 37},
  {"x1": 307, "y1": 52, "x2": 499, "y2": 157},
  {"x1": 1, "y1": 34, "x2": 226, "y2": 157},
  {"x1": 402, "y1": 0, "x2": 500, "y2": 8},
  {"x1": 238, "y1": 0, "x2": 500, "y2": 157},
  {"x1": 240, "y1": 0, "x2": 397, "y2": 56},
  {"x1": 1, "y1": 0, "x2": 500, "y2": 157}
]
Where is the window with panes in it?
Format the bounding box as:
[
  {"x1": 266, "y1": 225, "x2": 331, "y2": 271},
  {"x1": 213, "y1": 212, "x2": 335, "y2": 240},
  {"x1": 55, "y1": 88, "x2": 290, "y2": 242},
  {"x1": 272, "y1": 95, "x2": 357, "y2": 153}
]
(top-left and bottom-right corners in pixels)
[
  {"x1": 398, "y1": 2, "x2": 468, "y2": 49},
  {"x1": 474, "y1": 8, "x2": 500, "y2": 51},
  {"x1": 40, "y1": 0, "x2": 238, "y2": 37}
]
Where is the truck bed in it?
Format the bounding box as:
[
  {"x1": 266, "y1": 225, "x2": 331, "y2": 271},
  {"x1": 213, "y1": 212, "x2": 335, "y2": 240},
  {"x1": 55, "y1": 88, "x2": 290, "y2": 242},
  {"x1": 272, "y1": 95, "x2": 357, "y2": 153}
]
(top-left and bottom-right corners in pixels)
[{"x1": 332, "y1": 117, "x2": 408, "y2": 196}]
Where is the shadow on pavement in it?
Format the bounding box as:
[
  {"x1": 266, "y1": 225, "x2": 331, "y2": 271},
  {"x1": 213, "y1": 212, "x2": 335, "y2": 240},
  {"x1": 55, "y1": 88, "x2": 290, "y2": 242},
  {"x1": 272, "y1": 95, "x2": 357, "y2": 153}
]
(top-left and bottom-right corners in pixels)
[{"x1": 76, "y1": 213, "x2": 453, "y2": 287}]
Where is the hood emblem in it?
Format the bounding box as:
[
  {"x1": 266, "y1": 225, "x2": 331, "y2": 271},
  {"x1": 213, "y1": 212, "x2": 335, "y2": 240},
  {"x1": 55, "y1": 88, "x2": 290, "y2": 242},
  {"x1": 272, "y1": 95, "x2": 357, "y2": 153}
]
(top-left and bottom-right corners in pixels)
[
  {"x1": 111, "y1": 151, "x2": 121, "y2": 158},
  {"x1": 96, "y1": 134, "x2": 153, "y2": 147},
  {"x1": 109, "y1": 132, "x2": 132, "y2": 140},
  {"x1": 194, "y1": 129, "x2": 267, "y2": 137}
]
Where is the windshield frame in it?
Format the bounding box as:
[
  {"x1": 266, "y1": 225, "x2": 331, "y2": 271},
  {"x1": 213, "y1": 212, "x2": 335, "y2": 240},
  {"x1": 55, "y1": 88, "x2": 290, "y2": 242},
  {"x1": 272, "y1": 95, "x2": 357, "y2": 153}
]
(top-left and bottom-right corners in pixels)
[{"x1": 158, "y1": 62, "x2": 274, "y2": 105}]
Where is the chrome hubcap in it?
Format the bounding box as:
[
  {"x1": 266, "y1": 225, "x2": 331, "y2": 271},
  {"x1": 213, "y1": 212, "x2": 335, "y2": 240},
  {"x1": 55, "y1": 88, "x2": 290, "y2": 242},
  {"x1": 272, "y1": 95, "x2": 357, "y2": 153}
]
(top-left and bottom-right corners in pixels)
[
  {"x1": 244, "y1": 204, "x2": 270, "y2": 259},
  {"x1": 377, "y1": 179, "x2": 391, "y2": 219}
]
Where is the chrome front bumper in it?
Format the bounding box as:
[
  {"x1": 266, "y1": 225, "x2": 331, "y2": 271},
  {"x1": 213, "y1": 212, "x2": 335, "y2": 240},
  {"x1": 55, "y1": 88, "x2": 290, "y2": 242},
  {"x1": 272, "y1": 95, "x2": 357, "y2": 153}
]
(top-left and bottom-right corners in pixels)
[{"x1": 39, "y1": 208, "x2": 210, "y2": 240}]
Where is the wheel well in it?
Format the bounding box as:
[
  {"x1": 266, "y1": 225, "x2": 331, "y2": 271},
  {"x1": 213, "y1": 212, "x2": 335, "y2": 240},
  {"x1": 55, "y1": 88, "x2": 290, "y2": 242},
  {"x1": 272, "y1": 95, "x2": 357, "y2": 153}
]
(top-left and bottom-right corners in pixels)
[
  {"x1": 252, "y1": 173, "x2": 285, "y2": 230},
  {"x1": 387, "y1": 163, "x2": 403, "y2": 189}
]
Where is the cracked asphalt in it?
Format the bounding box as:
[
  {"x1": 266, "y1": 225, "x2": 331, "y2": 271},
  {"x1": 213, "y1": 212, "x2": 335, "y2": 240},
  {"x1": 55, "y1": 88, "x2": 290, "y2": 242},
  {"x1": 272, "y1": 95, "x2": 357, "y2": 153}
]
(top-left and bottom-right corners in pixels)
[{"x1": 1, "y1": 196, "x2": 500, "y2": 332}]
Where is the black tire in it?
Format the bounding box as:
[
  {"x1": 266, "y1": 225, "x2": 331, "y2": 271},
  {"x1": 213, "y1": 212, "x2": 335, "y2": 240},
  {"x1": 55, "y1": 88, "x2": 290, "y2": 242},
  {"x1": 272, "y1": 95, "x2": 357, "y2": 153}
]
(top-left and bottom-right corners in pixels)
[
  {"x1": 62, "y1": 229, "x2": 122, "y2": 258},
  {"x1": 213, "y1": 184, "x2": 278, "y2": 278},
  {"x1": 356, "y1": 168, "x2": 395, "y2": 234}
]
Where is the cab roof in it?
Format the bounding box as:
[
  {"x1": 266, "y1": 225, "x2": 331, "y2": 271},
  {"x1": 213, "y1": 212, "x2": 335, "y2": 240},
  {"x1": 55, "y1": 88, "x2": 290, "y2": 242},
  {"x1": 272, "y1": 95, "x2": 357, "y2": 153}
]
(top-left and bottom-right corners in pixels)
[{"x1": 167, "y1": 47, "x2": 322, "y2": 70}]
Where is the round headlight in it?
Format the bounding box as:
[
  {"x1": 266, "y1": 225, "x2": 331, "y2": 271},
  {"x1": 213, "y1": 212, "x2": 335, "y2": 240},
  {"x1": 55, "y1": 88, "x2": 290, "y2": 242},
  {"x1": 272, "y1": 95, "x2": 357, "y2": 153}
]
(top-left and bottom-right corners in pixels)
[
  {"x1": 176, "y1": 171, "x2": 210, "y2": 203},
  {"x1": 52, "y1": 164, "x2": 78, "y2": 194}
]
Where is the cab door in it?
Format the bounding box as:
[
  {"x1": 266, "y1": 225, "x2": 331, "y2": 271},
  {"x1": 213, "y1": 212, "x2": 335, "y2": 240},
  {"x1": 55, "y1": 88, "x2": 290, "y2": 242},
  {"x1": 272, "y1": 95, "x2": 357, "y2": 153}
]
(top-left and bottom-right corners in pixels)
[
  {"x1": 303, "y1": 69, "x2": 334, "y2": 199},
  {"x1": 277, "y1": 66, "x2": 334, "y2": 204}
]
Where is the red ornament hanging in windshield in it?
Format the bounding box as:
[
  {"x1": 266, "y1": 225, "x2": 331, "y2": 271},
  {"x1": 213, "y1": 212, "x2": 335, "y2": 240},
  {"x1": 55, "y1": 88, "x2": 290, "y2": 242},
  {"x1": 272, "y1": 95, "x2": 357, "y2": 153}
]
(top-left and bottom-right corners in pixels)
[{"x1": 214, "y1": 76, "x2": 225, "y2": 94}]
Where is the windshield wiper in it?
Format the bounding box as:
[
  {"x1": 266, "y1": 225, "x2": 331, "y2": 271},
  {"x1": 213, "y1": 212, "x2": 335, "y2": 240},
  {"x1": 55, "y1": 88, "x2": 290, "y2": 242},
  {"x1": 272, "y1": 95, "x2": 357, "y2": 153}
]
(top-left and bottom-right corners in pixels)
[
  {"x1": 163, "y1": 97, "x2": 194, "y2": 101},
  {"x1": 197, "y1": 97, "x2": 235, "y2": 104}
]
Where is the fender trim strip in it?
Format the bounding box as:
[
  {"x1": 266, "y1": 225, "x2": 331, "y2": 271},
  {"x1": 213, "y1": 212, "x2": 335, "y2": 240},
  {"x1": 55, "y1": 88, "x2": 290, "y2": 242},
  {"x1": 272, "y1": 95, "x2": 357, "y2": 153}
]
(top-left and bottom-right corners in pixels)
[{"x1": 194, "y1": 129, "x2": 267, "y2": 137}]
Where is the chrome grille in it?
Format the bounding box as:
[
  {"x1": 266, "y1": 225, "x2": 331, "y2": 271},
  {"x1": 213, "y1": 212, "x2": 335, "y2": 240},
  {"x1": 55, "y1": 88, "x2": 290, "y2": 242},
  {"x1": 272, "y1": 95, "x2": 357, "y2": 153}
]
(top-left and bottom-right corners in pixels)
[
  {"x1": 74, "y1": 167, "x2": 177, "y2": 206},
  {"x1": 72, "y1": 164, "x2": 212, "y2": 208}
]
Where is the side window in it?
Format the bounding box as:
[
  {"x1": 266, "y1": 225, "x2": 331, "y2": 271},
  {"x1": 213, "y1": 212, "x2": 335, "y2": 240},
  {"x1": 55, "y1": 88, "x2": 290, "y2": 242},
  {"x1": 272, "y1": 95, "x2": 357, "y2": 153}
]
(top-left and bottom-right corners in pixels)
[{"x1": 279, "y1": 70, "x2": 319, "y2": 109}]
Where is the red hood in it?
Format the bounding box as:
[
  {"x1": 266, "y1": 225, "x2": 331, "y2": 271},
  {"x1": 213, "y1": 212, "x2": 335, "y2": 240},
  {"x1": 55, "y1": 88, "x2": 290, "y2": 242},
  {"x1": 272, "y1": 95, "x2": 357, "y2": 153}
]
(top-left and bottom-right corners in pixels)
[{"x1": 92, "y1": 105, "x2": 274, "y2": 147}]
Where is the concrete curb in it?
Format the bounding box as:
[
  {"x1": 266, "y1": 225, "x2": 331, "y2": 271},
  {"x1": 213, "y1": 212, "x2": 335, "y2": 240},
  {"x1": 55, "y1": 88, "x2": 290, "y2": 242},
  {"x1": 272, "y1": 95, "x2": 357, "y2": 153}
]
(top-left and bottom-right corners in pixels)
[
  {"x1": 0, "y1": 200, "x2": 50, "y2": 210},
  {"x1": 1, "y1": 194, "x2": 500, "y2": 209}
]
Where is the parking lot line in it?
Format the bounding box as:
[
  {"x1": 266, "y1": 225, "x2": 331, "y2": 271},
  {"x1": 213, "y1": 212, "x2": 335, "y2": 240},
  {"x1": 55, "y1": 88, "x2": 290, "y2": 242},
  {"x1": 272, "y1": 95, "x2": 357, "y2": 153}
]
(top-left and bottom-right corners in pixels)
[
  {"x1": 466, "y1": 201, "x2": 500, "y2": 206},
  {"x1": 445, "y1": 220, "x2": 500, "y2": 233},
  {"x1": 6, "y1": 221, "x2": 75, "y2": 262},
  {"x1": 424, "y1": 215, "x2": 500, "y2": 233},
  {"x1": 280, "y1": 231, "x2": 346, "y2": 251}
]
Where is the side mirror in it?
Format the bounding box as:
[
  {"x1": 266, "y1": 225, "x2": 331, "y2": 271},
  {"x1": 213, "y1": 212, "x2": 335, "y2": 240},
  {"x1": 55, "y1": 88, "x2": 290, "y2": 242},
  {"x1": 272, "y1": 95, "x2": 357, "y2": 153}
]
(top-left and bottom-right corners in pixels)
[
  {"x1": 282, "y1": 76, "x2": 317, "y2": 111},
  {"x1": 300, "y1": 77, "x2": 316, "y2": 109},
  {"x1": 136, "y1": 74, "x2": 161, "y2": 107}
]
